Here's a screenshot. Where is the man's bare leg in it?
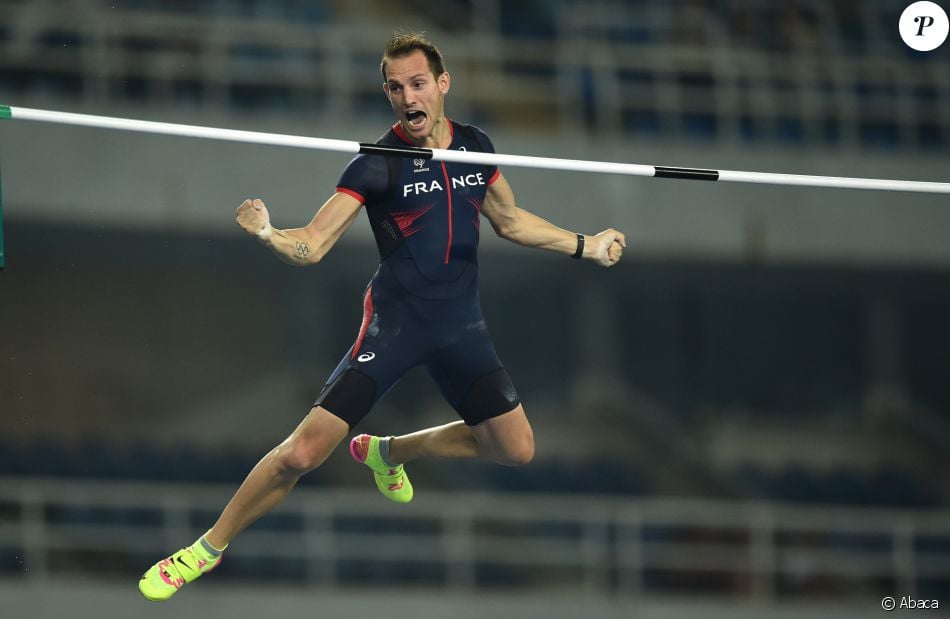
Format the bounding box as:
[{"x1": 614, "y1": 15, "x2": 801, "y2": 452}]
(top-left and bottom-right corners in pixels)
[
  {"x1": 387, "y1": 404, "x2": 534, "y2": 467},
  {"x1": 205, "y1": 406, "x2": 349, "y2": 548},
  {"x1": 140, "y1": 406, "x2": 349, "y2": 601}
]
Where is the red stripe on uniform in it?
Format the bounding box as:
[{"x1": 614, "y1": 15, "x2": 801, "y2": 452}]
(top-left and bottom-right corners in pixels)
[
  {"x1": 487, "y1": 169, "x2": 501, "y2": 185},
  {"x1": 350, "y1": 285, "x2": 374, "y2": 360},
  {"x1": 391, "y1": 119, "x2": 455, "y2": 145},
  {"x1": 440, "y1": 162, "x2": 454, "y2": 264},
  {"x1": 336, "y1": 187, "x2": 366, "y2": 204},
  {"x1": 392, "y1": 202, "x2": 435, "y2": 237},
  {"x1": 391, "y1": 122, "x2": 413, "y2": 146}
]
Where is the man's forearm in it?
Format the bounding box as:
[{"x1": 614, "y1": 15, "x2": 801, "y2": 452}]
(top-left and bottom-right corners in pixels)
[
  {"x1": 499, "y1": 208, "x2": 589, "y2": 257},
  {"x1": 258, "y1": 226, "x2": 316, "y2": 266}
]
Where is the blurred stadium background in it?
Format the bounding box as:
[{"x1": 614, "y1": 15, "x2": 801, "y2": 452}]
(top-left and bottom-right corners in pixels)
[{"x1": 1, "y1": 0, "x2": 949, "y2": 617}]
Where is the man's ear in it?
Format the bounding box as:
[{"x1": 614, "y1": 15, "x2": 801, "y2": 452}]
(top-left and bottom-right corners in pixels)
[{"x1": 439, "y1": 72, "x2": 451, "y2": 95}]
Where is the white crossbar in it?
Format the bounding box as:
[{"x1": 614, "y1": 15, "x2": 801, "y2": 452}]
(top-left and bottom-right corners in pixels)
[{"x1": 3, "y1": 105, "x2": 949, "y2": 194}]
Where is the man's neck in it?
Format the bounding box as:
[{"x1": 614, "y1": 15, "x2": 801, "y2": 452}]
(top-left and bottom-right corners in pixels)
[{"x1": 418, "y1": 117, "x2": 452, "y2": 149}]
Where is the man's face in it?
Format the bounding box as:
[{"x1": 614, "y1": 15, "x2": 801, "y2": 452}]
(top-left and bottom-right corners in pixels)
[{"x1": 383, "y1": 50, "x2": 450, "y2": 143}]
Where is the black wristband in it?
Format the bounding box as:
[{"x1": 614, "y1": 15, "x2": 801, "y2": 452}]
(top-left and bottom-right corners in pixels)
[{"x1": 571, "y1": 233, "x2": 584, "y2": 259}]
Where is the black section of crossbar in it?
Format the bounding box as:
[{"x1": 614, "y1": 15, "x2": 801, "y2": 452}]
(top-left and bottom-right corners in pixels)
[
  {"x1": 654, "y1": 166, "x2": 720, "y2": 181},
  {"x1": 358, "y1": 143, "x2": 433, "y2": 158}
]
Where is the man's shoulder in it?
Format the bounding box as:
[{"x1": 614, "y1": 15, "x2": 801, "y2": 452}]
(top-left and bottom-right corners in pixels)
[
  {"x1": 374, "y1": 127, "x2": 403, "y2": 146},
  {"x1": 451, "y1": 120, "x2": 490, "y2": 139},
  {"x1": 450, "y1": 120, "x2": 493, "y2": 152}
]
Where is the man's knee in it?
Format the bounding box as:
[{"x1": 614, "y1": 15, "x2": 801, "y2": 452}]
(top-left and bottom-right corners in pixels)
[
  {"x1": 275, "y1": 410, "x2": 347, "y2": 474},
  {"x1": 500, "y1": 429, "x2": 535, "y2": 467},
  {"x1": 473, "y1": 404, "x2": 535, "y2": 466},
  {"x1": 275, "y1": 437, "x2": 331, "y2": 475}
]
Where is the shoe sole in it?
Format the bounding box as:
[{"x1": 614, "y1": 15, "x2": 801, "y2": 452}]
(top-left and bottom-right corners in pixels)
[{"x1": 139, "y1": 578, "x2": 174, "y2": 602}]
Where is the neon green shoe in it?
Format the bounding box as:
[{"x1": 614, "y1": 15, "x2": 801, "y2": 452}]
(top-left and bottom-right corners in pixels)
[
  {"x1": 349, "y1": 434, "x2": 413, "y2": 503},
  {"x1": 138, "y1": 544, "x2": 221, "y2": 601}
]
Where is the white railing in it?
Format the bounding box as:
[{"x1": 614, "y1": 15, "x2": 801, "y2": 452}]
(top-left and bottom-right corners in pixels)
[
  {"x1": 1, "y1": 476, "x2": 948, "y2": 598},
  {"x1": 0, "y1": 0, "x2": 946, "y2": 147}
]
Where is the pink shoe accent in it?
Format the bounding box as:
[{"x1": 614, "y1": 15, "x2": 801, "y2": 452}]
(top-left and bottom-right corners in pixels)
[
  {"x1": 158, "y1": 558, "x2": 184, "y2": 589},
  {"x1": 349, "y1": 434, "x2": 370, "y2": 463},
  {"x1": 199, "y1": 556, "x2": 223, "y2": 573}
]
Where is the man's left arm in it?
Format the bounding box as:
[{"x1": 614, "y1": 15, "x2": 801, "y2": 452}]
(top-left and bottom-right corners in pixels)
[{"x1": 481, "y1": 172, "x2": 626, "y2": 267}]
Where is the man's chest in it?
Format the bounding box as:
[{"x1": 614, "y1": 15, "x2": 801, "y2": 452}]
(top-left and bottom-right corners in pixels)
[{"x1": 395, "y1": 160, "x2": 490, "y2": 205}]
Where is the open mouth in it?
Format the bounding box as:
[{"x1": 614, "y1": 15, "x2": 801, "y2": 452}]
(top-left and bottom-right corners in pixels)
[{"x1": 406, "y1": 110, "x2": 427, "y2": 129}]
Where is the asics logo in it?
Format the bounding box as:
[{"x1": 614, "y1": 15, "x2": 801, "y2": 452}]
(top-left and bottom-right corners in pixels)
[
  {"x1": 357, "y1": 352, "x2": 376, "y2": 362},
  {"x1": 388, "y1": 480, "x2": 404, "y2": 491}
]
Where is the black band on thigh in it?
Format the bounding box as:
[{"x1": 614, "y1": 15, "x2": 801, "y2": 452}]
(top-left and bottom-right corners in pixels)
[
  {"x1": 313, "y1": 369, "x2": 377, "y2": 428},
  {"x1": 458, "y1": 367, "x2": 520, "y2": 426}
]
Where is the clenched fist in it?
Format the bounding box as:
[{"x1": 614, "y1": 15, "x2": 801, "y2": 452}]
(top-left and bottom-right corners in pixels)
[
  {"x1": 236, "y1": 198, "x2": 273, "y2": 240},
  {"x1": 590, "y1": 228, "x2": 626, "y2": 267}
]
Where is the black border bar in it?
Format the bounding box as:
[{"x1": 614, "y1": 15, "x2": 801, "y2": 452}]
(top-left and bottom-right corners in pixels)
[
  {"x1": 358, "y1": 143, "x2": 433, "y2": 158},
  {"x1": 654, "y1": 166, "x2": 719, "y2": 181}
]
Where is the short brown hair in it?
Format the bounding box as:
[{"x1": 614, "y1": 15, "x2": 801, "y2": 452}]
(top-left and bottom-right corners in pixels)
[{"x1": 381, "y1": 32, "x2": 446, "y2": 81}]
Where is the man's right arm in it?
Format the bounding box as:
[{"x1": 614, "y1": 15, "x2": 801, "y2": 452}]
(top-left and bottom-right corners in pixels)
[{"x1": 236, "y1": 192, "x2": 363, "y2": 266}]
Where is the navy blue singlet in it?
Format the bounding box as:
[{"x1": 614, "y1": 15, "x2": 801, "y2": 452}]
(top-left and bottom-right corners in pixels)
[{"x1": 314, "y1": 121, "x2": 520, "y2": 427}]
